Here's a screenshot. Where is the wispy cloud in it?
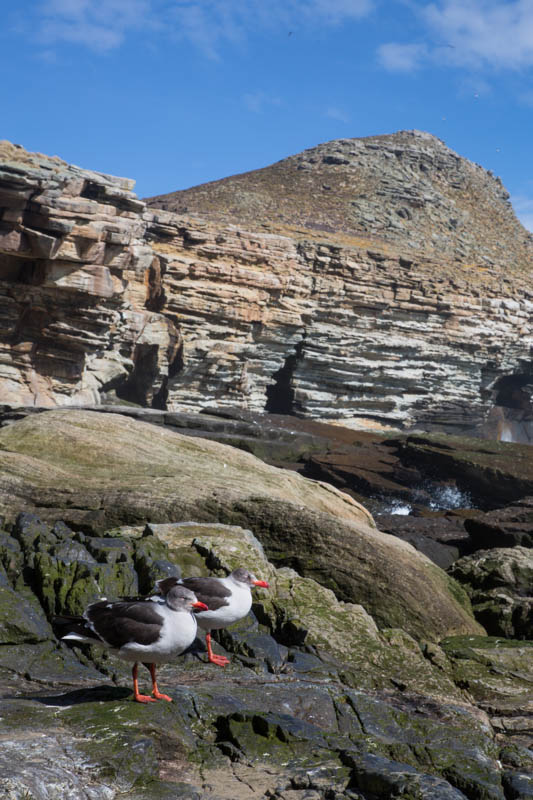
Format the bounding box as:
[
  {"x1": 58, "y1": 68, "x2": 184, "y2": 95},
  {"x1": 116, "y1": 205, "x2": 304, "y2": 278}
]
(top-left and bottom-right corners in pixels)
[
  {"x1": 512, "y1": 194, "x2": 533, "y2": 232},
  {"x1": 325, "y1": 106, "x2": 351, "y2": 122},
  {"x1": 243, "y1": 91, "x2": 282, "y2": 114},
  {"x1": 379, "y1": 1, "x2": 533, "y2": 74},
  {"x1": 377, "y1": 42, "x2": 428, "y2": 72},
  {"x1": 169, "y1": 0, "x2": 376, "y2": 58},
  {"x1": 422, "y1": 0, "x2": 533, "y2": 70},
  {"x1": 30, "y1": 0, "x2": 375, "y2": 56},
  {"x1": 301, "y1": 0, "x2": 374, "y2": 24},
  {"x1": 37, "y1": 0, "x2": 152, "y2": 52}
]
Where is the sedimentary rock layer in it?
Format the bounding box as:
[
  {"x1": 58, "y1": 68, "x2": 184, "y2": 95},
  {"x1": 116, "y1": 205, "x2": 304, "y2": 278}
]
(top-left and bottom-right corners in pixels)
[
  {"x1": 0, "y1": 140, "x2": 178, "y2": 407},
  {"x1": 146, "y1": 210, "x2": 533, "y2": 432},
  {"x1": 1, "y1": 137, "x2": 533, "y2": 435}
]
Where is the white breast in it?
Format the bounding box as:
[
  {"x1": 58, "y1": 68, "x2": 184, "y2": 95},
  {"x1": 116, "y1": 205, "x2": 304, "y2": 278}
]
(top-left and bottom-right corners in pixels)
[
  {"x1": 118, "y1": 605, "x2": 198, "y2": 664},
  {"x1": 196, "y1": 580, "x2": 252, "y2": 631}
]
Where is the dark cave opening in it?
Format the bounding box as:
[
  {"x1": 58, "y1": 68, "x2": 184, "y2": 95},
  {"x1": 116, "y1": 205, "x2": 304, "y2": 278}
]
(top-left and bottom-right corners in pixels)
[
  {"x1": 265, "y1": 342, "x2": 304, "y2": 415},
  {"x1": 116, "y1": 344, "x2": 161, "y2": 408},
  {"x1": 493, "y1": 373, "x2": 533, "y2": 411},
  {"x1": 151, "y1": 377, "x2": 168, "y2": 410}
]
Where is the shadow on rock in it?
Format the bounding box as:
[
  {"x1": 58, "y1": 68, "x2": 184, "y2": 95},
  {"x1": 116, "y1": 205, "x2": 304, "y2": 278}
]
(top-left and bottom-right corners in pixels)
[{"x1": 32, "y1": 685, "x2": 131, "y2": 706}]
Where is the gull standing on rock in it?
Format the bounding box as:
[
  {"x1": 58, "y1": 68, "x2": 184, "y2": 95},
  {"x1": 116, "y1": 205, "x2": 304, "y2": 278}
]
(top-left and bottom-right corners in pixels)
[
  {"x1": 55, "y1": 584, "x2": 207, "y2": 703},
  {"x1": 156, "y1": 568, "x2": 269, "y2": 667}
]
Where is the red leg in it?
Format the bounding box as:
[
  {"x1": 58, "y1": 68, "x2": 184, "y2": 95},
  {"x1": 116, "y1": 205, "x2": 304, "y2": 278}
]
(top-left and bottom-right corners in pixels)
[
  {"x1": 206, "y1": 632, "x2": 230, "y2": 667},
  {"x1": 148, "y1": 663, "x2": 172, "y2": 702},
  {"x1": 132, "y1": 662, "x2": 156, "y2": 703}
]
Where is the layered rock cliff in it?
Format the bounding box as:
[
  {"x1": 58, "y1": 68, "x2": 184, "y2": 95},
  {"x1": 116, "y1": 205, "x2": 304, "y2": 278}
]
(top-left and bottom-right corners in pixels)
[
  {"x1": 0, "y1": 140, "x2": 178, "y2": 407},
  {"x1": 1, "y1": 134, "x2": 533, "y2": 437}
]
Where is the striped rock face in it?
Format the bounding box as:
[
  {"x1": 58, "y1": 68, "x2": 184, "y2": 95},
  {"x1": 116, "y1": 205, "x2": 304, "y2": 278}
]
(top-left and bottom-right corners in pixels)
[{"x1": 2, "y1": 134, "x2": 533, "y2": 436}]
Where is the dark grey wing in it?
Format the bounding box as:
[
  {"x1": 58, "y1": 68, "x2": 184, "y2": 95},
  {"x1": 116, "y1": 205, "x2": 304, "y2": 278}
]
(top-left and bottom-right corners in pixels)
[
  {"x1": 180, "y1": 577, "x2": 231, "y2": 611},
  {"x1": 86, "y1": 600, "x2": 164, "y2": 648}
]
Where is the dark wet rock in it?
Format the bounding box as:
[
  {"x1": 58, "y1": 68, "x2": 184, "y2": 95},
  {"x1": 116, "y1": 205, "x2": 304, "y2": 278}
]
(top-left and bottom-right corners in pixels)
[
  {"x1": 33, "y1": 551, "x2": 139, "y2": 617},
  {"x1": 218, "y1": 612, "x2": 289, "y2": 673},
  {"x1": 0, "y1": 530, "x2": 23, "y2": 584},
  {"x1": 397, "y1": 434, "x2": 533, "y2": 510},
  {"x1": 85, "y1": 536, "x2": 133, "y2": 563},
  {"x1": 50, "y1": 537, "x2": 96, "y2": 564},
  {"x1": 0, "y1": 728, "x2": 117, "y2": 800},
  {"x1": 464, "y1": 497, "x2": 533, "y2": 549},
  {"x1": 0, "y1": 582, "x2": 54, "y2": 644},
  {"x1": 341, "y1": 751, "x2": 471, "y2": 799},
  {"x1": 376, "y1": 514, "x2": 464, "y2": 568},
  {"x1": 502, "y1": 770, "x2": 533, "y2": 799},
  {"x1": 0, "y1": 561, "x2": 9, "y2": 587},
  {"x1": 133, "y1": 528, "x2": 181, "y2": 594},
  {"x1": 0, "y1": 639, "x2": 102, "y2": 684},
  {"x1": 448, "y1": 546, "x2": 533, "y2": 638},
  {"x1": 13, "y1": 511, "x2": 58, "y2": 555},
  {"x1": 441, "y1": 635, "x2": 533, "y2": 755}
]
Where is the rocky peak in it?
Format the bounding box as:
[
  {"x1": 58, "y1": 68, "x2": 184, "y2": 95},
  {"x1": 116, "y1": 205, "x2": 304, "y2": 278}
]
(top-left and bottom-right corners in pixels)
[{"x1": 146, "y1": 129, "x2": 532, "y2": 270}]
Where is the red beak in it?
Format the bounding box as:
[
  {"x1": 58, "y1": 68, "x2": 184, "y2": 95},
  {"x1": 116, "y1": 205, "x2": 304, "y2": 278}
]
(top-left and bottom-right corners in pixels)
[
  {"x1": 253, "y1": 580, "x2": 269, "y2": 588},
  {"x1": 192, "y1": 601, "x2": 209, "y2": 611}
]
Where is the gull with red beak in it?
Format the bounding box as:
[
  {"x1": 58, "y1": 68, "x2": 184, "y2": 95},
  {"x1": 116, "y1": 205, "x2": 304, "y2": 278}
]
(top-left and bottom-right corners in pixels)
[
  {"x1": 156, "y1": 567, "x2": 270, "y2": 667},
  {"x1": 56, "y1": 583, "x2": 208, "y2": 703}
]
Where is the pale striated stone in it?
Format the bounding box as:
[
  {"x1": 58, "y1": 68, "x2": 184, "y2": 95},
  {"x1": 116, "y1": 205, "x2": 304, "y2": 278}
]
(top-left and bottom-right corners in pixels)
[{"x1": 0, "y1": 143, "x2": 176, "y2": 408}]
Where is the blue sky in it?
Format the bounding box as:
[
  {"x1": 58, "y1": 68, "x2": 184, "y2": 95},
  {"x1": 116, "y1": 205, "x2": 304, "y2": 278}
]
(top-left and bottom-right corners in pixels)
[{"x1": 2, "y1": 1, "x2": 533, "y2": 230}]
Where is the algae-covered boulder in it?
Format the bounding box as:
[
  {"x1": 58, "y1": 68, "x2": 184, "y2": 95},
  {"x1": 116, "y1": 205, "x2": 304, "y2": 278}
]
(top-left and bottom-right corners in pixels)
[
  {"x1": 220, "y1": 498, "x2": 483, "y2": 641},
  {"x1": 0, "y1": 408, "x2": 373, "y2": 529},
  {"x1": 0, "y1": 409, "x2": 482, "y2": 642},
  {"x1": 449, "y1": 546, "x2": 533, "y2": 639},
  {"x1": 441, "y1": 634, "x2": 533, "y2": 762},
  {"x1": 144, "y1": 521, "x2": 465, "y2": 699}
]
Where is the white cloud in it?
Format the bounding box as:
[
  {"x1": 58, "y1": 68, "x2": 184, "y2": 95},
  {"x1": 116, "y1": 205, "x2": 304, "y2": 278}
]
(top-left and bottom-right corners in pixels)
[
  {"x1": 325, "y1": 106, "x2": 350, "y2": 122},
  {"x1": 456, "y1": 74, "x2": 491, "y2": 98},
  {"x1": 512, "y1": 195, "x2": 533, "y2": 232},
  {"x1": 170, "y1": 0, "x2": 375, "y2": 58},
  {"x1": 302, "y1": 0, "x2": 374, "y2": 24},
  {"x1": 243, "y1": 91, "x2": 282, "y2": 114},
  {"x1": 37, "y1": 0, "x2": 152, "y2": 51},
  {"x1": 379, "y1": 1, "x2": 533, "y2": 74},
  {"x1": 31, "y1": 0, "x2": 375, "y2": 56},
  {"x1": 422, "y1": 0, "x2": 533, "y2": 70},
  {"x1": 377, "y1": 42, "x2": 428, "y2": 72}
]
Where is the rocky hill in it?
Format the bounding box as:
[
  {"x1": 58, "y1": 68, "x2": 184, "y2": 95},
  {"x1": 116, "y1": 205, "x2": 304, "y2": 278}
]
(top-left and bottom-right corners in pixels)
[{"x1": 146, "y1": 130, "x2": 533, "y2": 270}]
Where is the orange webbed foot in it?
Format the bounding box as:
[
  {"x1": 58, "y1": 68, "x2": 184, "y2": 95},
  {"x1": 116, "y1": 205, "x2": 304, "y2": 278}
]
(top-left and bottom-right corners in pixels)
[
  {"x1": 208, "y1": 653, "x2": 230, "y2": 667},
  {"x1": 134, "y1": 693, "x2": 157, "y2": 704},
  {"x1": 152, "y1": 691, "x2": 173, "y2": 702}
]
